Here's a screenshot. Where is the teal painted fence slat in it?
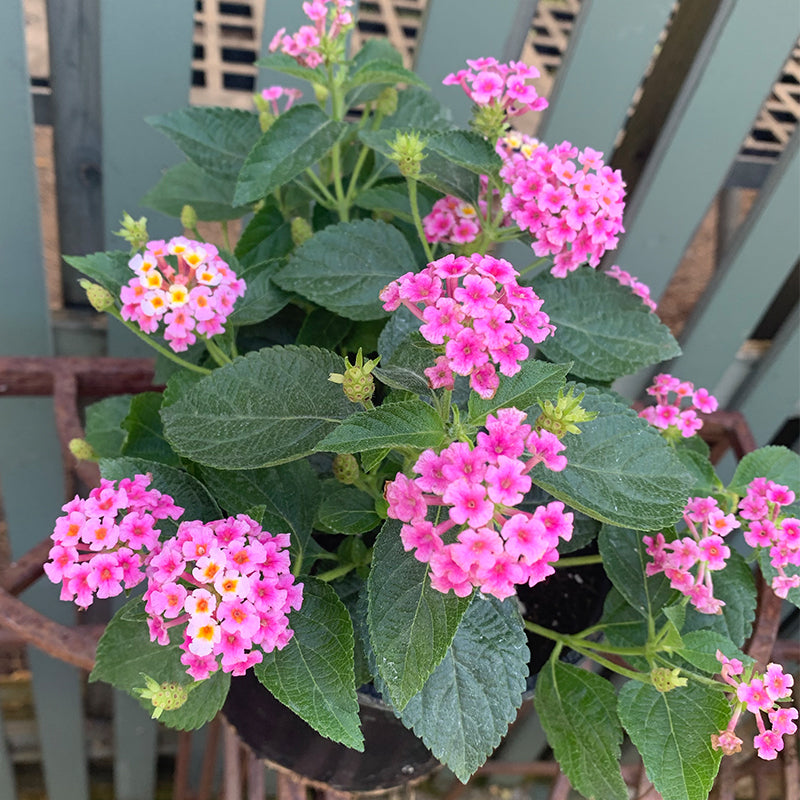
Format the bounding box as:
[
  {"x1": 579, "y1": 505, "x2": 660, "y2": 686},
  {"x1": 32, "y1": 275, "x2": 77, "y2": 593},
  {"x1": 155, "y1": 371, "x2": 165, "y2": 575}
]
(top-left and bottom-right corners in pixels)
[
  {"x1": 612, "y1": 0, "x2": 800, "y2": 302},
  {"x1": 414, "y1": 0, "x2": 538, "y2": 125},
  {"x1": 0, "y1": 0, "x2": 50, "y2": 357},
  {"x1": 537, "y1": 0, "x2": 675, "y2": 155},
  {"x1": 657, "y1": 131, "x2": 799, "y2": 399},
  {"x1": 113, "y1": 692, "x2": 159, "y2": 800},
  {"x1": 101, "y1": 0, "x2": 195, "y2": 357}
]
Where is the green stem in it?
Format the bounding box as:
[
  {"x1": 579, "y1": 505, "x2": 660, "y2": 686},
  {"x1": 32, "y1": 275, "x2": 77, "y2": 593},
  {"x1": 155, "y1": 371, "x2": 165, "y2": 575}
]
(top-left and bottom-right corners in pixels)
[
  {"x1": 204, "y1": 337, "x2": 232, "y2": 366},
  {"x1": 344, "y1": 143, "x2": 372, "y2": 205},
  {"x1": 555, "y1": 554, "x2": 604, "y2": 568},
  {"x1": 108, "y1": 308, "x2": 211, "y2": 375},
  {"x1": 221, "y1": 221, "x2": 231, "y2": 253},
  {"x1": 316, "y1": 563, "x2": 356, "y2": 582},
  {"x1": 407, "y1": 177, "x2": 434, "y2": 262},
  {"x1": 518, "y1": 256, "x2": 552, "y2": 276},
  {"x1": 303, "y1": 169, "x2": 337, "y2": 205}
]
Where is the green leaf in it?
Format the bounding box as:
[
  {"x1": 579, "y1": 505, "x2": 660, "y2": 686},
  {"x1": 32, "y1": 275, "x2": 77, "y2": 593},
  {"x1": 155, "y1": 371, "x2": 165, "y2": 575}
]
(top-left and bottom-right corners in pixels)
[
  {"x1": 382, "y1": 86, "x2": 454, "y2": 131},
  {"x1": 426, "y1": 130, "x2": 502, "y2": 176},
  {"x1": 535, "y1": 660, "x2": 628, "y2": 800},
  {"x1": 346, "y1": 59, "x2": 428, "y2": 91},
  {"x1": 161, "y1": 346, "x2": 354, "y2": 469},
  {"x1": 274, "y1": 219, "x2": 418, "y2": 321},
  {"x1": 296, "y1": 308, "x2": 353, "y2": 349},
  {"x1": 63, "y1": 250, "x2": 131, "y2": 297},
  {"x1": 533, "y1": 386, "x2": 693, "y2": 530},
  {"x1": 234, "y1": 198, "x2": 294, "y2": 266},
  {"x1": 673, "y1": 444, "x2": 724, "y2": 498},
  {"x1": 675, "y1": 631, "x2": 751, "y2": 675},
  {"x1": 84, "y1": 395, "x2": 132, "y2": 458},
  {"x1": 121, "y1": 392, "x2": 182, "y2": 467},
  {"x1": 99, "y1": 457, "x2": 221, "y2": 537},
  {"x1": 682, "y1": 550, "x2": 756, "y2": 647},
  {"x1": 254, "y1": 51, "x2": 326, "y2": 84},
  {"x1": 147, "y1": 106, "x2": 262, "y2": 183},
  {"x1": 227, "y1": 259, "x2": 292, "y2": 326},
  {"x1": 531, "y1": 269, "x2": 682, "y2": 382},
  {"x1": 353, "y1": 179, "x2": 437, "y2": 222},
  {"x1": 141, "y1": 161, "x2": 250, "y2": 221},
  {"x1": 368, "y1": 519, "x2": 470, "y2": 710},
  {"x1": 197, "y1": 459, "x2": 321, "y2": 568},
  {"x1": 317, "y1": 399, "x2": 447, "y2": 454},
  {"x1": 255, "y1": 578, "x2": 363, "y2": 751},
  {"x1": 728, "y1": 445, "x2": 800, "y2": 496},
  {"x1": 758, "y1": 548, "x2": 800, "y2": 609},
  {"x1": 318, "y1": 485, "x2": 382, "y2": 535},
  {"x1": 397, "y1": 595, "x2": 528, "y2": 783},
  {"x1": 234, "y1": 105, "x2": 349, "y2": 205},
  {"x1": 467, "y1": 360, "x2": 570, "y2": 424},
  {"x1": 598, "y1": 525, "x2": 675, "y2": 618},
  {"x1": 617, "y1": 681, "x2": 729, "y2": 800},
  {"x1": 90, "y1": 597, "x2": 230, "y2": 730}
]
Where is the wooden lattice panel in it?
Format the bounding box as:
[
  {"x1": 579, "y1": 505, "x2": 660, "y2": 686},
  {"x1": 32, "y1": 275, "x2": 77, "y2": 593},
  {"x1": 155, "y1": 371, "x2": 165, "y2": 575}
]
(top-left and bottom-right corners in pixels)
[
  {"x1": 191, "y1": 0, "x2": 266, "y2": 108},
  {"x1": 352, "y1": 0, "x2": 427, "y2": 67}
]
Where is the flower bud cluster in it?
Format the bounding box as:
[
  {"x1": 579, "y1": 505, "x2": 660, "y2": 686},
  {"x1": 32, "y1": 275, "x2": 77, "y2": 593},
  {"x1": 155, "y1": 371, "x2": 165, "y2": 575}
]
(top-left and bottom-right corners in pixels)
[
  {"x1": 145, "y1": 514, "x2": 303, "y2": 680},
  {"x1": 120, "y1": 236, "x2": 246, "y2": 353},
  {"x1": 497, "y1": 133, "x2": 626, "y2": 277},
  {"x1": 380, "y1": 253, "x2": 555, "y2": 400},
  {"x1": 739, "y1": 477, "x2": 799, "y2": 598},
  {"x1": 713, "y1": 651, "x2": 797, "y2": 761},
  {"x1": 639, "y1": 373, "x2": 718, "y2": 438},
  {"x1": 268, "y1": 0, "x2": 353, "y2": 68},
  {"x1": 385, "y1": 408, "x2": 573, "y2": 601},
  {"x1": 644, "y1": 495, "x2": 740, "y2": 614},
  {"x1": 605, "y1": 265, "x2": 657, "y2": 312},
  {"x1": 45, "y1": 474, "x2": 184, "y2": 608}
]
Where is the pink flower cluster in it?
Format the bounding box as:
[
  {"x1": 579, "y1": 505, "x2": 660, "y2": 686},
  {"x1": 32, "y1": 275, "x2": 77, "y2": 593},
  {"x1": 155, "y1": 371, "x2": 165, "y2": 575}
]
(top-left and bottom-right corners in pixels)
[
  {"x1": 385, "y1": 408, "x2": 573, "y2": 601},
  {"x1": 260, "y1": 85, "x2": 302, "y2": 116},
  {"x1": 145, "y1": 515, "x2": 303, "y2": 680},
  {"x1": 739, "y1": 477, "x2": 799, "y2": 598},
  {"x1": 268, "y1": 1, "x2": 353, "y2": 68},
  {"x1": 120, "y1": 236, "x2": 246, "y2": 353},
  {"x1": 638, "y1": 373, "x2": 718, "y2": 438},
  {"x1": 443, "y1": 58, "x2": 548, "y2": 117},
  {"x1": 498, "y1": 133, "x2": 626, "y2": 277},
  {"x1": 380, "y1": 253, "x2": 555, "y2": 399},
  {"x1": 606, "y1": 265, "x2": 657, "y2": 312},
  {"x1": 713, "y1": 651, "x2": 796, "y2": 760},
  {"x1": 644, "y1": 495, "x2": 740, "y2": 614},
  {"x1": 45, "y1": 474, "x2": 184, "y2": 609}
]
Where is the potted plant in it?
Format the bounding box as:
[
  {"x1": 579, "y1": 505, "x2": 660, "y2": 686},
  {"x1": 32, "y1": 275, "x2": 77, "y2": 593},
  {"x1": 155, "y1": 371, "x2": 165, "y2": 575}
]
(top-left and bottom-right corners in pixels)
[{"x1": 46, "y1": 3, "x2": 798, "y2": 798}]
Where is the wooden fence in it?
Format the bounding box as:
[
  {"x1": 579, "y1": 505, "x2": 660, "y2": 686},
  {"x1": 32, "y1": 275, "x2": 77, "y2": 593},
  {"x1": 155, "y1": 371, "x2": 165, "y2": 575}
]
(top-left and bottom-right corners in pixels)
[{"x1": 0, "y1": 0, "x2": 798, "y2": 798}]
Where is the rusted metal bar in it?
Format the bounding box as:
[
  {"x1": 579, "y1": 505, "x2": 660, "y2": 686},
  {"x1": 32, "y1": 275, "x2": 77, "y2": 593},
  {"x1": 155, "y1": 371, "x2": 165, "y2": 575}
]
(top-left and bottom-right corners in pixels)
[
  {"x1": 197, "y1": 716, "x2": 223, "y2": 800},
  {"x1": 0, "y1": 536, "x2": 54, "y2": 595}
]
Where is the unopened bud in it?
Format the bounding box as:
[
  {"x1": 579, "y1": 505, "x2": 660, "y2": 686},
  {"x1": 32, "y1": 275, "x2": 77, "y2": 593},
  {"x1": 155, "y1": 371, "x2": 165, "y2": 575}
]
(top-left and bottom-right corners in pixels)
[
  {"x1": 388, "y1": 132, "x2": 426, "y2": 179},
  {"x1": 375, "y1": 87, "x2": 398, "y2": 117},
  {"x1": 536, "y1": 387, "x2": 597, "y2": 438},
  {"x1": 69, "y1": 438, "x2": 97, "y2": 462},
  {"x1": 78, "y1": 279, "x2": 115, "y2": 312},
  {"x1": 291, "y1": 217, "x2": 314, "y2": 247},
  {"x1": 113, "y1": 211, "x2": 149, "y2": 252},
  {"x1": 651, "y1": 667, "x2": 687, "y2": 693},
  {"x1": 180, "y1": 204, "x2": 198, "y2": 230},
  {"x1": 332, "y1": 453, "x2": 360, "y2": 485},
  {"x1": 312, "y1": 82, "x2": 330, "y2": 104},
  {"x1": 134, "y1": 674, "x2": 194, "y2": 720}
]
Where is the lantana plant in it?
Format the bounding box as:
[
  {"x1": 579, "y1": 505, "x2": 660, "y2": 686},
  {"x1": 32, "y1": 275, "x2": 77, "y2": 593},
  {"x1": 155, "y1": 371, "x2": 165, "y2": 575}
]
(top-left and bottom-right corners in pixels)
[{"x1": 53, "y1": 4, "x2": 798, "y2": 798}]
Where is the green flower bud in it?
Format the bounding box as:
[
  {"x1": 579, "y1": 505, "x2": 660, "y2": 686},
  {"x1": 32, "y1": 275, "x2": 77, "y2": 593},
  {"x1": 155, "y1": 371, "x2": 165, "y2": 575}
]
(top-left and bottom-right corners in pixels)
[
  {"x1": 536, "y1": 387, "x2": 598, "y2": 438},
  {"x1": 180, "y1": 204, "x2": 198, "y2": 230},
  {"x1": 328, "y1": 349, "x2": 380, "y2": 404},
  {"x1": 375, "y1": 86, "x2": 398, "y2": 117},
  {"x1": 78, "y1": 279, "x2": 115, "y2": 312},
  {"x1": 113, "y1": 211, "x2": 149, "y2": 252},
  {"x1": 332, "y1": 453, "x2": 360, "y2": 485},
  {"x1": 312, "y1": 82, "x2": 330, "y2": 104},
  {"x1": 291, "y1": 217, "x2": 314, "y2": 247},
  {"x1": 651, "y1": 667, "x2": 688, "y2": 693},
  {"x1": 68, "y1": 438, "x2": 97, "y2": 462},
  {"x1": 134, "y1": 674, "x2": 194, "y2": 720},
  {"x1": 388, "y1": 132, "x2": 427, "y2": 179}
]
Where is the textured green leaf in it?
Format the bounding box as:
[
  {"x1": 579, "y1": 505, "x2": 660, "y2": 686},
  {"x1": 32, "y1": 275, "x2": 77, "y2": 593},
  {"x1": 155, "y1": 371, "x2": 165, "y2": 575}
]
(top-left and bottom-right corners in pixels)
[
  {"x1": 728, "y1": 445, "x2": 800, "y2": 495},
  {"x1": 90, "y1": 597, "x2": 230, "y2": 730},
  {"x1": 382, "y1": 86, "x2": 454, "y2": 131},
  {"x1": 121, "y1": 392, "x2": 182, "y2": 467},
  {"x1": 318, "y1": 485, "x2": 382, "y2": 535},
  {"x1": 535, "y1": 660, "x2": 628, "y2": 800},
  {"x1": 141, "y1": 161, "x2": 250, "y2": 221},
  {"x1": 368, "y1": 519, "x2": 470, "y2": 709},
  {"x1": 426, "y1": 130, "x2": 502, "y2": 176},
  {"x1": 161, "y1": 346, "x2": 354, "y2": 469},
  {"x1": 234, "y1": 198, "x2": 294, "y2": 266},
  {"x1": 235, "y1": 105, "x2": 349, "y2": 204},
  {"x1": 533, "y1": 386, "x2": 693, "y2": 529},
  {"x1": 674, "y1": 444, "x2": 724, "y2": 498},
  {"x1": 675, "y1": 631, "x2": 751, "y2": 675},
  {"x1": 467, "y1": 360, "x2": 570, "y2": 424},
  {"x1": 254, "y1": 51, "x2": 326, "y2": 84},
  {"x1": 197, "y1": 459, "x2": 321, "y2": 567},
  {"x1": 255, "y1": 578, "x2": 363, "y2": 750},
  {"x1": 598, "y1": 525, "x2": 675, "y2": 618},
  {"x1": 682, "y1": 550, "x2": 756, "y2": 647},
  {"x1": 317, "y1": 399, "x2": 447, "y2": 454},
  {"x1": 353, "y1": 179, "x2": 437, "y2": 222},
  {"x1": 147, "y1": 106, "x2": 262, "y2": 183},
  {"x1": 295, "y1": 308, "x2": 353, "y2": 349},
  {"x1": 618, "y1": 681, "x2": 729, "y2": 800},
  {"x1": 274, "y1": 219, "x2": 418, "y2": 321},
  {"x1": 99, "y1": 457, "x2": 220, "y2": 537},
  {"x1": 531, "y1": 269, "x2": 681, "y2": 382},
  {"x1": 63, "y1": 250, "x2": 131, "y2": 297},
  {"x1": 346, "y1": 59, "x2": 428, "y2": 90},
  {"x1": 397, "y1": 595, "x2": 528, "y2": 783},
  {"x1": 84, "y1": 395, "x2": 132, "y2": 458},
  {"x1": 227, "y1": 259, "x2": 292, "y2": 326}
]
